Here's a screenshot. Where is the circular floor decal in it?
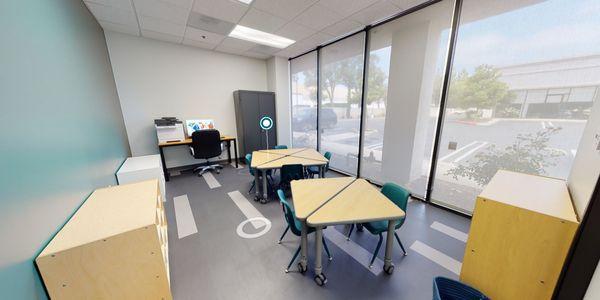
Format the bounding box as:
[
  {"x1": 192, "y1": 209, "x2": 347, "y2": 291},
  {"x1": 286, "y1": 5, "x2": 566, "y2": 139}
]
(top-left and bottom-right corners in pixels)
[{"x1": 236, "y1": 217, "x2": 272, "y2": 239}]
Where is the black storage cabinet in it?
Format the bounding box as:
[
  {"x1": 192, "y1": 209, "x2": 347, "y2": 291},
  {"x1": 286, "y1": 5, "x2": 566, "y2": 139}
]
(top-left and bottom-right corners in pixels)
[{"x1": 233, "y1": 90, "x2": 277, "y2": 160}]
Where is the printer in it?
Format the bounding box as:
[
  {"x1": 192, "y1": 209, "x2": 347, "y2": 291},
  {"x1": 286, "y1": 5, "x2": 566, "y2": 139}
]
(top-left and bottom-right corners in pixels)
[{"x1": 154, "y1": 117, "x2": 185, "y2": 143}]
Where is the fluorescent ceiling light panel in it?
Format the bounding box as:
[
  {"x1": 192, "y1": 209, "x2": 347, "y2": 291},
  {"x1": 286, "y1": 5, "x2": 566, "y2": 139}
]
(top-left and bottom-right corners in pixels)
[
  {"x1": 229, "y1": 25, "x2": 295, "y2": 49},
  {"x1": 237, "y1": 0, "x2": 253, "y2": 4}
]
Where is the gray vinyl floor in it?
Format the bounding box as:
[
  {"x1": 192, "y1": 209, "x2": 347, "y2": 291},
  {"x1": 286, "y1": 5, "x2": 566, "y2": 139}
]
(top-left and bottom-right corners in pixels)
[{"x1": 164, "y1": 164, "x2": 470, "y2": 300}]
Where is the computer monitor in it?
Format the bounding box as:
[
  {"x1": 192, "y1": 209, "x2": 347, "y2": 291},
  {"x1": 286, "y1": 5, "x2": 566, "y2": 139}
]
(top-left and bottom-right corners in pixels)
[{"x1": 185, "y1": 119, "x2": 215, "y2": 136}]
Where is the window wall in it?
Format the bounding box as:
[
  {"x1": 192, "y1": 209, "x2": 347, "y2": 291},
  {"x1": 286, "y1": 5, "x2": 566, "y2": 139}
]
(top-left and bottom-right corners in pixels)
[
  {"x1": 288, "y1": 0, "x2": 598, "y2": 215},
  {"x1": 360, "y1": 0, "x2": 453, "y2": 197},
  {"x1": 290, "y1": 51, "x2": 318, "y2": 148},
  {"x1": 431, "y1": 0, "x2": 600, "y2": 214},
  {"x1": 319, "y1": 33, "x2": 365, "y2": 175}
]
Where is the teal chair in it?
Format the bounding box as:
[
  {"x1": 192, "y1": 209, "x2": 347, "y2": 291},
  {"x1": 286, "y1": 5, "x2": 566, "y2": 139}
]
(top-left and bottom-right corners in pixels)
[
  {"x1": 245, "y1": 153, "x2": 273, "y2": 195},
  {"x1": 277, "y1": 190, "x2": 332, "y2": 273},
  {"x1": 274, "y1": 145, "x2": 288, "y2": 149},
  {"x1": 307, "y1": 151, "x2": 332, "y2": 178},
  {"x1": 347, "y1": 183, "x2": 409, "y2": 267}
]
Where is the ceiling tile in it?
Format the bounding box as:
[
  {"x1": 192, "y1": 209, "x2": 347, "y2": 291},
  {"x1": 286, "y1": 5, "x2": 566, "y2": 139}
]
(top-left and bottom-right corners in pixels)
[
  {"x1": 239, "y1": 8, "x2": 287, "y2": 33},
  {"x1": 293, "y1": 3, "x2": 344, "y2": 31},
  {"x1": 85, "y1": 2, "x2": 138, "y2": 26},
  {"x1": 139, "y1": 15, "x2": 185, "y2": 36},
  {"x1": 275, "y1": 22, "x2": 315, "y2": 41},
  {"x1": 349, "y1": 0, "x2": 401, "y2": 25},
  {"x1": 187, "y1": 12, "x2": 236, "y2": 35},
  {"x1": 141, "y1": 29, "x2": 184, "y2": 43},
  {"x1": 133, "y1": 0, "x2": 191, "y2": 24},
  {"x1": 303, "y1": 32, "x2": 335, "y2": 47},
  {"x1": 250, "y1": 44, "x2": 280, "y2": 55},
  {"x1": 99, "y1": 20, "x2": 140, "y2": 36},
  {"x1": 183, "y1": 27, "x2": 225, "y2": 44},
  {"x1": 389, "y1": 0, "x2": 427, "y2": 9},
  {"x1": 244, "y1": 51, "x2": 271, "y2": 60},
  {"x1": 217, "y1": 37, "x2": 258, "y2": 51},
  {"x1": 182, "y1": 38, "x2": 217, "y2": 50},
  {"x1": 317, "y1": 0, "x2": 378, "y2": 17},
  {"x1": 322, "y1": 19, "x2": 363, "y2": 38},
  {"x1": 161, "y1": 0, "x2": 194, "y2": 8},
  {"x1": 251, "y1": 0, "x2": 317, "y2": 21},
  {"x1": 84, "y1": 0, "x2": 134, "y2": 11},
  {"x1": 192, "y1": 0, "x2": 249, "y2": 23}
]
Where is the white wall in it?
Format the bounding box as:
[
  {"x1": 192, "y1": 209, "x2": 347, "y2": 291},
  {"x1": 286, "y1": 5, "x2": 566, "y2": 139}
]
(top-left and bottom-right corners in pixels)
[
  {"x1": 585, "y1": 262, "x2": 600, "y2": 300},
  {"x1": 568, "y1": 97, "x2": 600, "y2": 219},
  {"x1": 267, "y1": 56, "x2": 291, "y2": 146},
  {"x1": 104, "y1": 31, "x2": 268, "y2": 168}
]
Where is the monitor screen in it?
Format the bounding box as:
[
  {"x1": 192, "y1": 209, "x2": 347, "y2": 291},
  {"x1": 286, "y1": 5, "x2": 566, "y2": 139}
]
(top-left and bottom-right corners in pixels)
[{"x1": 185, "y1": 119, "x2": 215, "y2": 136}]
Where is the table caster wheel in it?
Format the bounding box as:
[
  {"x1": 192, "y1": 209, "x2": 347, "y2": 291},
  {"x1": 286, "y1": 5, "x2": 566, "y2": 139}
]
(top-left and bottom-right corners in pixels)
[
  {"x1": 253, "y1": 196, "x2": 260, "y2": 202},
  {"x1": 260, "y1": 198, "x2": 267, "y2": 204},
  {"x1": 314, "y1": 274, "x2": 327, "y2": 286},
  {"x1": 297, "y1": 262, "x2": 307, "y2": 274},
  {"x1": 357, "y1": 224, "x2": 364, "y2": 232},
  {"x1": 384, "y1": 264, "x2": 394, "y2": 275}
]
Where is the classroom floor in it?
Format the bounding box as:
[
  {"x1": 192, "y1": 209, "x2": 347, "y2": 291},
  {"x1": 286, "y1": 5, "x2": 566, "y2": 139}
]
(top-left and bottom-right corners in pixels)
[{"x1": 164, "y1": 164, "x2": 470, "y2": 300}]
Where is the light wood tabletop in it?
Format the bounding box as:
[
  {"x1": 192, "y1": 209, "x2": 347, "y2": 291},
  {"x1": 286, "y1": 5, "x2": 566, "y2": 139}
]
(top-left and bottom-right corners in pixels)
[
  {"x1": 290, "y1": 148, "x2": 329, "y2": 162},
  {"x1": 291, "y1": 177, "x2": 356, "y2": 220},
  {"x1": 250, "y1": 151, "x2": 286, "y2": 168},
  {"x1": 256, "y1": 155, "x2": 327, "y2": 169},
  {"x1": 307, "y1": 179, "x2": 405, "y2": 226},
  {"x1": 258, "y1": 148, "x2": 307, "y2": 156}
]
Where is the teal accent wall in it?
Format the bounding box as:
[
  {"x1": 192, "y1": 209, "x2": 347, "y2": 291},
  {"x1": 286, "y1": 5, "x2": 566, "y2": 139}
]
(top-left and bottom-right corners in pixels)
[{"x1": 0, "y1": 1, "x2": 130, "y2": 298}]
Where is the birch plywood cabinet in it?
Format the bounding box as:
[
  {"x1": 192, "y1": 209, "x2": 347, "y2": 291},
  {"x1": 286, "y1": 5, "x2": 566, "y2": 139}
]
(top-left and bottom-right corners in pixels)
[
  {"x1": 460, "y1": 170, "x2": 579, "y2": 300},
  {"x1": 36, "y1": 180, "x2": 171, "y2": 299}
]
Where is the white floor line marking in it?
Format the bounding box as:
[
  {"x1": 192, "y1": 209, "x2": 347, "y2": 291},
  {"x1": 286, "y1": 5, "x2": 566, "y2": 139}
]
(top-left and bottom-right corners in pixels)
[
  {"x1": 541, "y1": 121, "x2": 547, "y2": 129},
  {"x1": 227, "y1": 191, "x2": 266, "y2": 229},
  {"x1": 453, "y1": 142, "x2": 488, "y2": 163},
  {"x1": 170, "y1": 170, "x2": 181, "y2": 176},
  {"x1": 202, "y1": 172, "x2": 221, "y2": 189},
  {"x1": 410, "y1": 241, "x2": 462, "y2": 275},
  {"x1": 439, "y1": 141, "x2": 479, "y2": 162},
  {"x1": 323, "y1": 227, "x2": 383, "y2": 276},
  {"x1": 571, "y1": 149, "x2": 577, "y2": 156},
  {"x1": 173, "y1": 195, "x2": 198, "y2": 239},
  {"x1": 548, "y1": 121, "x2": 554, "y2": 128},
  {"x1": 431, "y1": 222, "x2": 468, "y2": 242}
]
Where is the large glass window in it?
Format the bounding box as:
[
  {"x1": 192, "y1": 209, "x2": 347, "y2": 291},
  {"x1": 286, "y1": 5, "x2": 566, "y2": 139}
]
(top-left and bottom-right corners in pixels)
[
  {"x1": 291, "y1": 52, "x2": 318, "y2": 148},
  {"x1": 319, "y1": 33, "x2": 365, "y2": 175},
  {"x1": 360, "y1": 0, "x2": 454, "y2": 197},
  {"x1": 432, "y1": 0, "x2": 600, "y2": 214}
]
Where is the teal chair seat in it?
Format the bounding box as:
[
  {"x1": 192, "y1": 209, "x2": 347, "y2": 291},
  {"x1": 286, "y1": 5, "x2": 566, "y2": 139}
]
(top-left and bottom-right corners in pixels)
[
  {"x1": 363, "y1": 217, "x2": 405, "y2": 235},
  {"x1": 277, "y1": 189, "x2": 332, "y2": 273},
  {"x1": 274, "y1": 145, "x2": 288, "y2": 149},
  {"x1": 307, "y1": 151, "x2": 332, "y2": 178}
]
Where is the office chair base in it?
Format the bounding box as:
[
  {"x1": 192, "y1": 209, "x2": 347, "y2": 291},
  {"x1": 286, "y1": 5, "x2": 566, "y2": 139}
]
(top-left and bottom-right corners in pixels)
[{"x1": 195, "y1": 164, "x2": 223, "y2": 176}]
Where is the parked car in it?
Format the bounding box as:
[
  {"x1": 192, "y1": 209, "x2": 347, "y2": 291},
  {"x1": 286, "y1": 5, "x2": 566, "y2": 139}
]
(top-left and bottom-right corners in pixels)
[{"x1": 293, "y1": 108, "x2": 338, "y2": 131}]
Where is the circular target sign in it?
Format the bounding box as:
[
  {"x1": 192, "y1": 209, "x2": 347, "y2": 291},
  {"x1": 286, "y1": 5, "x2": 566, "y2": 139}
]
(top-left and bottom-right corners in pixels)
[{"x1": 260, "y1": 116, "x2": 273, "y2": 130}]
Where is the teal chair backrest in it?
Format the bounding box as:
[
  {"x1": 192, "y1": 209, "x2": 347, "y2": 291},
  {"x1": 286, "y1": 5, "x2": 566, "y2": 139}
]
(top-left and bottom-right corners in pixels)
[
  {"x1": 245, "y1": 153, "x2": 254, "y2": 176},
  {"x1": 277, "y1": 189, "x2": 302, "y2": 236},
  {"x1": 381, "y1": 182, "x2": 410, "y2": 229},
  {"x1": 323, "y1": 151, "x2": 332, "y2": 172},
  {"x1": 274, "y1": 145, "x2": 288, "y2": 149}
]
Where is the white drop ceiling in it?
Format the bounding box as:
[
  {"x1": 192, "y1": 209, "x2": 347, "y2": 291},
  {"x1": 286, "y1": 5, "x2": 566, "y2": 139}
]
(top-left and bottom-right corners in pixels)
[{"x1": 84, "y1": 0, "x2": 428, "y2": 59}]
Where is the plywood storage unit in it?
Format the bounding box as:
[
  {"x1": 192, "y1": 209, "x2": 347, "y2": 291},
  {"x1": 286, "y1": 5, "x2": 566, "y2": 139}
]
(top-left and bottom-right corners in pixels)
[
  {"x1": 36, "y1": 180, "x2": 171, "y2": 299},
  {"x1": 460, "y1": 170, "x2": 579, "y2": 300}
]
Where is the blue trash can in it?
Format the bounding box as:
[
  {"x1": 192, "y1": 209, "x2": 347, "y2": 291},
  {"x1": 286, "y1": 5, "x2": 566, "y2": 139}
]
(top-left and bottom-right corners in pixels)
[{"x1": 433, "y1": 277, "x2": 489, "y2": 300}]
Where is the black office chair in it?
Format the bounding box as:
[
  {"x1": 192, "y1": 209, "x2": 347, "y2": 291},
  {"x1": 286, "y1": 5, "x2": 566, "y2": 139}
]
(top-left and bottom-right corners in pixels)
[{"x1": 190, "y1": 129, "x2": 223, "y2": 176}]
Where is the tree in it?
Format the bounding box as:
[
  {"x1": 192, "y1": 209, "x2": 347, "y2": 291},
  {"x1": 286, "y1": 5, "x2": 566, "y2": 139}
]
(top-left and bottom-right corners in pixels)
[
  {"x1": 448, "y1": 65, "x2": 515, "y2": 119},
  {"x1": 445, "y1": 128, "x2": 564, "y2": 186}
]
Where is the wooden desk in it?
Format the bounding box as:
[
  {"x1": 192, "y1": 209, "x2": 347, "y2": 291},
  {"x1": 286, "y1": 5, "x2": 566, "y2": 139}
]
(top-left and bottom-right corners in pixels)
[
  {"x1": 290, "y1": 178, "x2": 405, "y2": 285},
  {"x1": 250, "y1": 148, "x2": 329, "y2": 203},
  {"x1": 157, "y1": 136, "x2": 237, "y2": 181}
]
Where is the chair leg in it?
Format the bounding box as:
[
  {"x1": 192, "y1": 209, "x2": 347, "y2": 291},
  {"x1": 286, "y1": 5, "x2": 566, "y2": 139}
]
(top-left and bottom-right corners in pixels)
[
  {"x1": 394, "y1": 232, "x2": 407, "y2": 256},
  {"x1": 277, "y1": 225, "x2": 289, "y2": 244},
  {"x1": 322, "y1": 236, "x2": 332, "y2": 261},
  {"x1": 346, "y1": 224, "x2": 355, "y2": 241},
  {"x1": 369, "y1": 234, "x2": 383, "y2": 268},
  {"x1": 285, "y1": 245, "x2": 301, "y2": 273}
]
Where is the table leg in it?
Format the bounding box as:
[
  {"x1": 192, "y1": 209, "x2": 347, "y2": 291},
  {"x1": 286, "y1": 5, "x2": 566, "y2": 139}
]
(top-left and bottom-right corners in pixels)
[
  {"x1": 314, "y1": 226, "x2": 326, "y2": 286},
  {"x1": 254, "y1": 169, "x2": 260, "y2": 200},
  {"x1": 299, "y1": 221, "x2": 308, "y2": 272},
  {"x1": 159, "y1": 146, "x2": 170, "y2": 182},
  {"x1": 262, "y1": 169, "x2": 268, "y2": 202},
  {"x1": 233, "y1": 139, "x2": 239, "y2": 168},
  {"x1": 384, "y1": 220, "x2": 396, "y2": 274},
  {"x1": 226, "y1": 140, "x2": 232, "y2": 164},
  {"x1": 320, "y1": 165, "x2": 325, "y2": 178}
]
